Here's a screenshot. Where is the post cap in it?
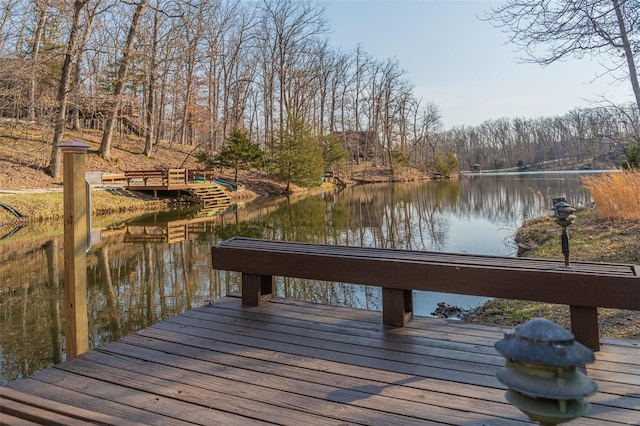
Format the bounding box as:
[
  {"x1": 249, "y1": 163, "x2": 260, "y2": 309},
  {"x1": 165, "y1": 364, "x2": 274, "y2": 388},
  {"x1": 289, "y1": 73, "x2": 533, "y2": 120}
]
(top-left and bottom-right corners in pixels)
[{"x1": 59, "y1": 141, "x2": 90, "y2": 153}]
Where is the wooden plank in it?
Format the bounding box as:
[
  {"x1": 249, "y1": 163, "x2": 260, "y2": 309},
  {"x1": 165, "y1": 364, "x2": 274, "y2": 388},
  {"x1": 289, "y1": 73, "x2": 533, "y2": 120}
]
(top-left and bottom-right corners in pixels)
[
  {"x1": 209, "y1": 298, "x2": 640, "y2": 377},
  {"x1": 136, "y1": 323, "x2": 503, "y2": 390},
  {"x1": 216, "y1": 237, "x2": 637, "y2": 275},
  {"x1": 0, "y1": 412, "x2": 40, "y2": 425},
  {"x1": 218, "y1": 301, "x2": 640, "y2": 385},
  {"x1": 600, "y1": 336, "x2": 640, "y2": 350},
  {"x1": 0, "y1": 387, "x2": 129, "y2": 425},
  {"x1": 7, "y1": 378, "x2": 193, "y2": 426},
  {"x1": 167, "y1": 307, "x2": 640, "y2": 391},
  {"x1": 154, "y1": 314, "x2": 503, "y2": 379},
  {"x1": 116, "y1": 332, "x2": 511, "y2": 406},
  {"x1": 101, "y1": 173, "x2": 126, "y2": 183},
  {"x1": 264, "y1": 296, "x2": 509, "y2": 341},
  {"x1": 24, "y1": 368, "x2": 271, "y2": 426},
  {"x1": 180, "y1": 308, "x2": 503, "y2": 366},
  {"x1": 0, "y1": 398, "x2": 92, "y2": 426},
  {"x1": 92, "y1": 341, "x2": 528, "y2": 425},
  {"x1": 266, "y1": 296, "x2": 516, "y2": 342},
  {"x1": 52, "y1": 356, "x2": 432, "y2": 426},
  {"x1": 203, "y1": 300, "x2": 640, "y2": 376},
  {"x1": 214, "y1": 238, "x2": 638, "y2": 279},
  {"x1": 4, "y1": 296, "x2": 639, "y2": 425}
]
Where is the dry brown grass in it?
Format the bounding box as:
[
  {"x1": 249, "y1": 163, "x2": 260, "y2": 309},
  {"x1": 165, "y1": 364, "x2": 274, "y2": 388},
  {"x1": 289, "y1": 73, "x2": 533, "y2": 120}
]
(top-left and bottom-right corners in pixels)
[
  {"x1": 0, "y1": 122, "x2": 203, "y2": 189},
  {"x1": 583, "y1": 169, "x2": 640, "y2": 220}
]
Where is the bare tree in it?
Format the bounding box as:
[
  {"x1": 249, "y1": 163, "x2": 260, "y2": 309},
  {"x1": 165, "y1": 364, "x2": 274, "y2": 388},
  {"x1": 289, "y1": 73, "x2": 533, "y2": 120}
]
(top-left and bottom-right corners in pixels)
[
  {"x1": 259, "y1": 0, "x2": 326, "y2": 140},
  {"x1": 485, "y1": 0, "x2": 640, "y2": 114},
  {"x1": 173, "y1": 0, "x2": 205, "y2": 147},
  {"x1": 419, "y1": 102, "x2": 443, "y2": 166},
  {"x1": 217, "y1": 2, "x2": 256, "y2": 146},
  {"x1": 98, "y1": 0, "x2": 148, "y2": 160},
  {"x1": 141, "y1": 0, "x2": 162, "y2": 157},
  {"x1": 352, "y1": 45, "x2": 369, "y2": 132},
  {"x1": 28, "y1": 0, "x2": 49, "y2": 121},
  {"x1": 0, "y1": 0, "x2": 22, "y2": 54},
  {"x1": 69, "y1": 0, "x2": 103, "y2": 130},
  {"x1": 48, "y1": 0, "x2": 90, "y2": 178}
]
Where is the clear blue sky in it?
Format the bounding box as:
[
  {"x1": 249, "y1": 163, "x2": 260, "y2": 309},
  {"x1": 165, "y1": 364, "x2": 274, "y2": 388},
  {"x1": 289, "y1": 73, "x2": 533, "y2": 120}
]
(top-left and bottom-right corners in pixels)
[{"x1": 324, "y1": 0, "x2": 634, "y2": 128}]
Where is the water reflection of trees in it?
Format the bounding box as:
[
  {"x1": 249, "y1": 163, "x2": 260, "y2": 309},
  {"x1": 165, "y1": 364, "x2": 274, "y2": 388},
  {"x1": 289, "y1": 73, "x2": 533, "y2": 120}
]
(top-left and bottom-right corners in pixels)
[
  {"x1": 455, "y1": 174, "x2": 591, "y2": 224},
  {"x1": 217, "y1": 174, "x2": 593, "y2": 307},
  {"x1": 0, "y1": 238, "x2": 64, "y2": 383},
  {"x1": 0, "y1": 173, "x2": 595, "y2": 383},
  {"x1": 0, "y1": 230, "x2": 225, "y2": 384}
]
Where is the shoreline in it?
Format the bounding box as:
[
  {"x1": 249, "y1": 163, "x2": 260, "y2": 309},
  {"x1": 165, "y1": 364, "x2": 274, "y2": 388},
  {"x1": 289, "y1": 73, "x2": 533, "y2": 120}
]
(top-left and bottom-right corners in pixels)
[
  {"x1": 0, "y1": 179, "x2": 339, "y2": 229},
  {"x1": 462, "y1": 210, "x2": 640, "y2": 339}
]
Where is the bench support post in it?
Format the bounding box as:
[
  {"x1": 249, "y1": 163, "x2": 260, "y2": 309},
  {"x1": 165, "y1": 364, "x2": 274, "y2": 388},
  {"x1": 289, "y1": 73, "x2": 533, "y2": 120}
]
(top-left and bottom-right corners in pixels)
[
  {"x1": 382, "y1": 288, "x2": 413, "y2": 327},
  {"x1": 570, "y1": 305, "x2": 600, "y2": 351},
  {"x1": 242, "y1": 273, "x2": 273, "y2": 306}
]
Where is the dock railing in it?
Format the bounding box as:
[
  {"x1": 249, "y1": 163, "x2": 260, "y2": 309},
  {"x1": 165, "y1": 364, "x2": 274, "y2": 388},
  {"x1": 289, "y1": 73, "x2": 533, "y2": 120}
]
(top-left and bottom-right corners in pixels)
[{"x1": 124, "y1": 168, "x2": 222, "y2": 187}]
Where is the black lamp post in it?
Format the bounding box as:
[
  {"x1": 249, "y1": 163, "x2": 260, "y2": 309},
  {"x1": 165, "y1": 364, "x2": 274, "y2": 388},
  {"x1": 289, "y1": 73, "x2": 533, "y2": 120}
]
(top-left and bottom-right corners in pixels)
[{"x1": 551, "y1": 198, "x2": 576, "y2": 267}]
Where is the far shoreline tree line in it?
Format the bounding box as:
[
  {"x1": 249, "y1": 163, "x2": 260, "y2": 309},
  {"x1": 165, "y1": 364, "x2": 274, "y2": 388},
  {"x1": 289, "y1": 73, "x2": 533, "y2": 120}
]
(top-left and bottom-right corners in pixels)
[{"x1": 0, "y1": 0, "x2": 638, "y2": 188}]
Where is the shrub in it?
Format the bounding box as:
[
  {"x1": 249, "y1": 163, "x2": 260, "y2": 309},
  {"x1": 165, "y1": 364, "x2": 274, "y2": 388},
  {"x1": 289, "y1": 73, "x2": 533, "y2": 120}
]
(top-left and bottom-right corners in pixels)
[{"x1": 583, "y1": 170, "x2": 640, "y2": 220}]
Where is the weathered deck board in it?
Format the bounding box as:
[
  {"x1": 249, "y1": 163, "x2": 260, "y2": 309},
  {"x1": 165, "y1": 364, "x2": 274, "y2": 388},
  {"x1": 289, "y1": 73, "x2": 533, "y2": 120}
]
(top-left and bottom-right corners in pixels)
[{"x1": 2, "y1": 297, "x2": 639, "y2": 425}]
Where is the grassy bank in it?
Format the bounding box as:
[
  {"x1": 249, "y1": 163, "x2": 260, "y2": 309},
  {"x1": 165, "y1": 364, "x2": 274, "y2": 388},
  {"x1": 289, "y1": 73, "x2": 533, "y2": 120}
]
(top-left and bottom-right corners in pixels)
[
  {"x1": 0, "y1": 180, "x2": 338, "y2": 235},
  {"x1": 0, "y1": 190, "x2": 168, "y2": 227}
]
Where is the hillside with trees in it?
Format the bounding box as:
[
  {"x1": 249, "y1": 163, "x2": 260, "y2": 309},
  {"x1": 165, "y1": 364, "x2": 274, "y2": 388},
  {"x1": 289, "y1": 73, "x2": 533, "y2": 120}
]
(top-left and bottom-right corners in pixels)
[{"x1": 0, "y1": 0, "x2": 639, "y2": 190}]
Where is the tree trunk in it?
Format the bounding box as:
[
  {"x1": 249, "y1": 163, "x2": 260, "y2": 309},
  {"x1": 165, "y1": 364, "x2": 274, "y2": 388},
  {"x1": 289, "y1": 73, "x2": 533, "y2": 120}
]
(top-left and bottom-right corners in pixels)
[
  {"x1": 98, "y1": 0, "x2": 148, "y2": 160},
  {"x1": 49, "y1": 0, "x2": 86, "y2": 179},
  {"x1": 29, "y1": 2, "x2": 47, "y2": 121},
  {"x1": 612, "y1": 0, "x2": 640, "y2": 114},
  {"x1": 144, "y1": 4, "x2": 160, "y2": 158},
  {"x1": 70, "y1": 2, "x2": 99, "y2": 130}
]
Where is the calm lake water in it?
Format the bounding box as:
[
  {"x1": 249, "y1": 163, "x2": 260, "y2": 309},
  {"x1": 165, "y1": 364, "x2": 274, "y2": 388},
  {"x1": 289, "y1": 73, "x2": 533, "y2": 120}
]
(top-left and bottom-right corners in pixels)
[{"x1": 0, "y1": 171, "x2": 602, "y2": 383}]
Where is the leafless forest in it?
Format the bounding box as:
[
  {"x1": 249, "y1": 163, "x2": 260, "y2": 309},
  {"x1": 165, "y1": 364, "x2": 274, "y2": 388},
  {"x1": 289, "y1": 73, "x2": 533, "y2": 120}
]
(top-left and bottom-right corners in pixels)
[{"x1": 1, "y1": 0, "x2": 639, "y2": 179}]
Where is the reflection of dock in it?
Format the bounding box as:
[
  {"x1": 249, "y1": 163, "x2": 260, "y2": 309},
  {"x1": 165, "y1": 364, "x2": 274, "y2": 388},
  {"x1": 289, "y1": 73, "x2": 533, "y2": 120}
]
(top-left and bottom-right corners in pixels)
[
  {"x1": 2, "y1": 297, "x2": 639, "y2": 424},
  {"x1": 123, "y1": 206, "x2": 230, "y2": 243},
  {"x1": 124, "y1": 169, "x2": 232, "y2": 207}
]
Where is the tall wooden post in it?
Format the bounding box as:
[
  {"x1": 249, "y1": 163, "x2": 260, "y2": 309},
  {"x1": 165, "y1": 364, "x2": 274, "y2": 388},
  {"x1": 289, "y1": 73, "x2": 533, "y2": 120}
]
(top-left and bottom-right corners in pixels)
[{"x1": 61, "y1": 141, "x2": 90, "y2": 359}]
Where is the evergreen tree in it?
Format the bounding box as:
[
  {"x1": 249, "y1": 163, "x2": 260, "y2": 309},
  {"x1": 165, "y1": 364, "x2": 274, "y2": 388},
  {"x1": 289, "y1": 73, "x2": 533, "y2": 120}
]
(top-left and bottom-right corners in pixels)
[
  {"x1": 269, "y1": 119, "x2": 324, "y2": 193},
  {"x1": 318, "y1": 134, "x2": 347, "y2": 169},
  {"x1": 433, "y1": 148, "x2": 459, "y2": 177},
  {"x1": 622, "y1": 141, "x2": 640, "y2": 169},
  {"x1": 215, "y1": 128, "x2": 264, "y2": 181}
]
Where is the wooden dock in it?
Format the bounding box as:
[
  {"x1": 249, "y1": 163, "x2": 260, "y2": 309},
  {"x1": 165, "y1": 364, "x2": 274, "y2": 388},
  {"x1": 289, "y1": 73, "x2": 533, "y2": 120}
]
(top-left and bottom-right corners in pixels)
[
  {"x1": 122, "y1": 169, "x2": 232, "y2": 207},
  {"x1": 2, "y1": 297, "x2": 639, "y2": 425}
]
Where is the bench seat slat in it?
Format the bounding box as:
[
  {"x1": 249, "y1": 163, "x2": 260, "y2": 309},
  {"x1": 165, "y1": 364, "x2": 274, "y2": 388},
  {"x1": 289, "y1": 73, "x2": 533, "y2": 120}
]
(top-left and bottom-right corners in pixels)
[{"x1": 215, "y1": 237, "x2": 637, "y2": 276}]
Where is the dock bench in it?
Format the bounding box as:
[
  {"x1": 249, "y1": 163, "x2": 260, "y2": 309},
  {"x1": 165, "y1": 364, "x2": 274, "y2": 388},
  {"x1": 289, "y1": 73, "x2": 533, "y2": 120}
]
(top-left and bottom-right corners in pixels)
[
  {"x1": 125, "y1": 170, "x2": 165, "y2": 186},
  {"x1": 211, "y1": 237, "x2": 640, "y2": 350}
]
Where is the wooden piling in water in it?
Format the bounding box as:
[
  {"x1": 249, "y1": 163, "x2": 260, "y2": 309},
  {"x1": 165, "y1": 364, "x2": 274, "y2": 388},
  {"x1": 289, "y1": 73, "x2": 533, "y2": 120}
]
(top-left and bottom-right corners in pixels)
[{"x1": 60, "y1": 141, "x2": 90, "y2": 359}]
